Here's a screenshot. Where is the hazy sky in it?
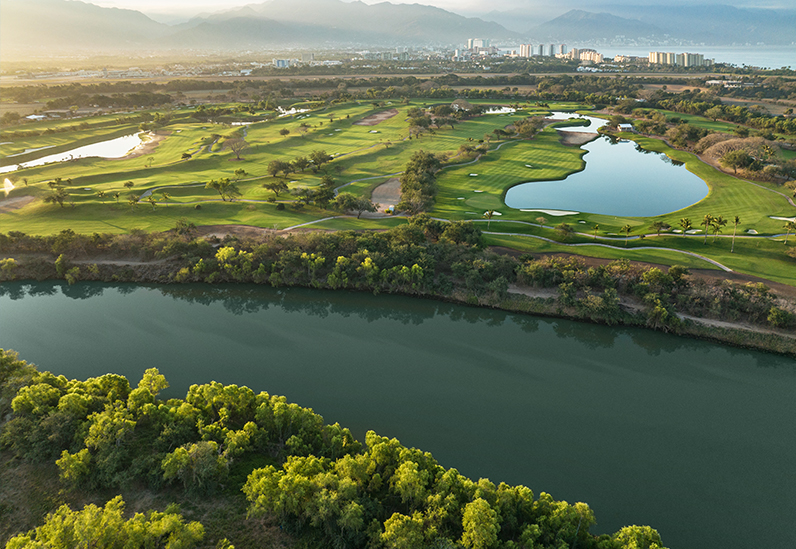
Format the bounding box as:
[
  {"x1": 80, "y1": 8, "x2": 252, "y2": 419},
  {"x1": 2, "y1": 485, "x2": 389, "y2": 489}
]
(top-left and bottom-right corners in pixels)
[{"x1": 91, "y1": 0, "x2": 788, "y2": 17}]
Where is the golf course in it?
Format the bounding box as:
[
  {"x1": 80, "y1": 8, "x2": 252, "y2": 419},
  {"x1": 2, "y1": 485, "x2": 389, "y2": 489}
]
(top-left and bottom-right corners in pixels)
[{"x1": 2, "y1": 98, "x2": 794, "y2": 285}]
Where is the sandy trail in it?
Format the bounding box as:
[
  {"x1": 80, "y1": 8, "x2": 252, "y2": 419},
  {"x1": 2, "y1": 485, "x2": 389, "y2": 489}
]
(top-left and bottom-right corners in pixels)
[{"x1": 0, "y1": 195, "x2": 34, "y2": 213}]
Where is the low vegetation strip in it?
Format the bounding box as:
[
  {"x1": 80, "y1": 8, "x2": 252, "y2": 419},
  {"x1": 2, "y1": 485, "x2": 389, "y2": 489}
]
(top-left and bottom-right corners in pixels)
[{"x1": 1, "y1": 218, "x2": 794, "y2": 356}]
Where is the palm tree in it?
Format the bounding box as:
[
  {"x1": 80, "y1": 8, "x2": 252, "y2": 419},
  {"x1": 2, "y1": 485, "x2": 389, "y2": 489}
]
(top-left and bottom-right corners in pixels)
[
  {"x1": 483, "y1": 210, "x2": 495, "y2": 229},
  {"x1": 620, "y1": 224, "x2": 633, "y2": 246},
  {"x1": 113, "y1": 191, "x2": 121, "y2": 204},
  {"x1": 651, "y1": 221, "x2": 669, "y2": 237},
  {"x1": 593, "y1": 224, "x2": 600, "y2": 240},
  {"x1": 701, "y1": 214, "x2": 714, "y2": 244},
  {"x1": 731, "y1": 215, "x2": 740, "y2": 253},
  {"x1": 680, "y1": 218, "x2": 692, "y2": 237},
  {"x1": 711, "y1": 215, "x2": 727, "y2": 243},
  {"x1": 784, "y1": 221, "x2": 796, "y2": 244},
  {"x1": 96, "y1": 190, "x2": 106, "y2": 202}
]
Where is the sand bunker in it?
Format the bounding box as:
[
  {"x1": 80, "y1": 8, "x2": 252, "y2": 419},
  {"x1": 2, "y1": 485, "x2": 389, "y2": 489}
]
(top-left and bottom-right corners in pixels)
[
  {"x1": 354, "y1": 109, "x2": 399, "y2": 126},
  {"x1": 519, "y1": 209, "x2": 578, "y2": 216},
  {"x1": 558, "y1": 131, "x2": 599, "y2": 146},
  {"x1": 0, "y1": 195, "x2": 35, "y2": 213},
  {"x1": 371, "y1": 177, "x2": 401, "y2": 208}
]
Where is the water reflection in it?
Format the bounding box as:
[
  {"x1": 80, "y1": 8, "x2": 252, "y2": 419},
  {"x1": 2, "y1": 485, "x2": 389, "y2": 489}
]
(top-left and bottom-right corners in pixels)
[{"x1": 4, "y1": 282, "x2": 791, "y2": 369}]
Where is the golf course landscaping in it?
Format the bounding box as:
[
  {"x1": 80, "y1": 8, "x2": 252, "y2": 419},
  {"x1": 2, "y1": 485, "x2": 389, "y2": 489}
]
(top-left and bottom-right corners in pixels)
[{"x1": 1, "y1": 98, "x2": 794, "y2": 286}]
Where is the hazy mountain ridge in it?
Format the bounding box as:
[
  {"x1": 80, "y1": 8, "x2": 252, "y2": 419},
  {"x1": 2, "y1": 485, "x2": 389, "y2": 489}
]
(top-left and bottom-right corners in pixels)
[
  {"x1": 1, "y1": 0, "x2": 519, "y2": 53},
  {"x1": 1, "y1": 0, "x2": 794, "y2": 56},
  {"x1": 527, "y1": 10, "x2": 666, "y2": 42}
]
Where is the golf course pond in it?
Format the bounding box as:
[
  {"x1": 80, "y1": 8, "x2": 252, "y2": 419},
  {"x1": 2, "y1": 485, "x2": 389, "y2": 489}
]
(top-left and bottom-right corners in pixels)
[
  {"x1": 505, "y1": 114, "x2": 710, "y2": 216},
  {"x1": 1, "y1": 281, "x2": 793, "y2": 549},
  {"x1": 0, "y1": 132, "x2": 144, "y2": 174}
]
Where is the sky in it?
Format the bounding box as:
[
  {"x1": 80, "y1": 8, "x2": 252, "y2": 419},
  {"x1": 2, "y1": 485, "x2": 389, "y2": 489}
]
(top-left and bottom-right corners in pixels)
[{"x1": 92, "y1": 0, "x2": 785, "y2": 17}]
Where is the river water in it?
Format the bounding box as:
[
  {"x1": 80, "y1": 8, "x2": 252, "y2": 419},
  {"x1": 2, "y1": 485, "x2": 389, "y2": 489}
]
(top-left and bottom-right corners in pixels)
[{"x1": 0, "y1": 282, "x2": 794, "y2": 549}]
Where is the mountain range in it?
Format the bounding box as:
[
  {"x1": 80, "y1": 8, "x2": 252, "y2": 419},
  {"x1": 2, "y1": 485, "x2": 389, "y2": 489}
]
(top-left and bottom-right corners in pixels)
[{"x1": 2, "y1": 0, "x2": 795, "y2": 57}]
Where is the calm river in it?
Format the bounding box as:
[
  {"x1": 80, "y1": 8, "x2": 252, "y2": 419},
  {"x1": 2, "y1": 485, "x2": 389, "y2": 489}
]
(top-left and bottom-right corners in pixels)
[{"x1": 1, "y1": 282, "x2": 794, "y2": 549}]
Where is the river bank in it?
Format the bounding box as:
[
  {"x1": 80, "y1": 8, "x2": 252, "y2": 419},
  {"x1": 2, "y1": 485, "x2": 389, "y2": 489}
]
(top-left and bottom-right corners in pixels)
[{"x1": 2, "y1": 229, "x2": 794, "y2": 358}]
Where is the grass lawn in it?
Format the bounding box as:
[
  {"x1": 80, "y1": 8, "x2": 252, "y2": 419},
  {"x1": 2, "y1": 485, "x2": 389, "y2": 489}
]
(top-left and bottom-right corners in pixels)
[{"x1": 2, "y1": 99, "x2": 794, "y2": 285}]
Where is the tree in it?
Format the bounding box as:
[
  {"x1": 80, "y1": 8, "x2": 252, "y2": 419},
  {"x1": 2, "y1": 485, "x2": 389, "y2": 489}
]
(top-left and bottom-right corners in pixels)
[
  {"x1": 123, "y1": 181, "x2": 134, "y2": 190},
  {"x1": 146, "y1": 194, "x2": 158, "y2": 210},
  {"x1": 483, "y1": 210, "x2": 495, "y2": 229},
  {"x1": 44, "y1": 187, "x2": 70, "y2": 208},
  {"x1": 128, "y1": 194, "x2": 140, "y2": 209},
  {"x1": 651, "y1": 221, "x2": 670, "y2": 237},
  {"x1": 298, "y1": 122, "x2": 311, "y2": 137},
  {"x1": 96, "y1": 190, "x2": 106, "y2": 202},
  {"x1": 334, "y1": 193, "x2": 378, "y2": 218},
  {"x1": 5, "y1": 496, "x2": 204, "y2": 549},
  {"x1": 310, "y1": 150, "x2": 332, "y2": 171},
  {"x1": 705, "y1": 106, "x2": 724, "y2": 122},
  {"x1": 680, "y1": 217, "x2": 692, "y2": 237},
  {"x1": 279, "y1": 128, "x2": 290, "y2": 137},
  {"x1": 233, "y1": 168, "x2": 247, "y2": 181},
  {"x1": 555, "y1": 223, "x2": 574, "y2": 240},
  {"x1": 146, "y1": 156, "x2": 155, "y2": 168},
  {"x1": 263, "y1": 180, "x2": 288, "y2": 198},
  {"x1": 711, "y1": 215, "x2": 727, "y2": 243},
  {"x1": 784, "y1": 220, "x2": 796, "y2": 244},
  {"x1": 206, "y1": 178, "x2": 241, "y2": 202},
  {"x1": 226, "y1": 137, "x2": 248, "y2": 161},
  {"x1": 267, "y1": 160, "x2": 291, "y2": 178},
  {"x1": 593, "y1": 223, "x2": 600, "y2": 239},
  {"x1": 701, "y1": 214, "x2": 714, "y2": 244},
  {"x1": 731, "y1": 215, "x2": 741, "y2": 252},
  {"x1": 461, "y1": 498, "x2": 500, "y2": 549},
  {"x1": 621, "y1": 224, "x2": 633, "y2": 246},
  {"x1": 720, "y1": 150, "x2": 752, "y2": 174},
  {"x1": 292, "y1": 156, "x2": 310, "y2": 172},
  {"x1": 113, "y1": 191, "x2": 121, "y2": 204}
]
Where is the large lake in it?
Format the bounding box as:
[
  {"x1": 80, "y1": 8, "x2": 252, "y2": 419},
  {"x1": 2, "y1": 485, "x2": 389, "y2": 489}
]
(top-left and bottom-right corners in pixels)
[
  {"x1": 1, "y1": 282, "x2": 794, "y2": 549},
  {"x1": 505, "y1": 114, "x2": 709, "y2": 216}
]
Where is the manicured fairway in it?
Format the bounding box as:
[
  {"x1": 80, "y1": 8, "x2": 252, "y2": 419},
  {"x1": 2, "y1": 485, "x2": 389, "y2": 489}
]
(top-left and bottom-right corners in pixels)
[{"x1": 2, "y1": 99, "x2": 794, "y2": 285}]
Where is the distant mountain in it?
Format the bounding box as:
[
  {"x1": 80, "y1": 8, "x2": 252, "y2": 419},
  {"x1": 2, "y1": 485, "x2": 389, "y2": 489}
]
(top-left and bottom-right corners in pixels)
[
  {"x1": 0, "y1": 0, "x2": 168, "y2": 54},
  {"x1": 480, "y1": 9, "x2": 551, "y2": 34},
  {"x1": 1, "y1": 0, "x2": 519, "y2": 55},
  {"x1": 600, "y1": 4, "x2": 796, "y2": 45},
  {"x1": 527, "y1": 9, "x2": 665, "y2": 42}
]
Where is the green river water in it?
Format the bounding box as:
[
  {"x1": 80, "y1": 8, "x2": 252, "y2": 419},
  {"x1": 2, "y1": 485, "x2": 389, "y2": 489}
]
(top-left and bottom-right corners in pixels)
[{"x1": 0, "y1": 282, "x2": 793, "y2": 549}]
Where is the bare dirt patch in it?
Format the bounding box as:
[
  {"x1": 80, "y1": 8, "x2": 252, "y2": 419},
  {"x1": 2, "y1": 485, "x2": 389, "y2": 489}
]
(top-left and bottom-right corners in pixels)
[
  {"x1": 558, "y1": 131, "x2": 599, "y2": 146},
  {"x1": 0, "y1": 195, "x2": 35, "y2": 213},
  {"x1": 371, "y1": 177, "x2": 401, "y2": 208},
  {"x1": 124, "y1": 131, "x2": 168, "y2": 160},
  {"x1": 353, "y1": 109, "x2": 399, "y2": 126},
  {"x1": 195, "y1": 224, "x2": 277, "y2": 240}
]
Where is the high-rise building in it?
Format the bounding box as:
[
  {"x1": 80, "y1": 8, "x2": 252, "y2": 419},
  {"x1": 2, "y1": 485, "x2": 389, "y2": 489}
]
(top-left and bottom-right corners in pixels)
[
  {"x1": 467, "y1": 39, "x2": 474, "y2": 49},
  {"x1": 519, "y1": 44, "x2": 532, "y2": 58},
  {"x1": 301, "y1": 53, "x2": 314, "y2": 63},
  {"x1": 273, "y1": 59, "x2": 290, "y2": 68},
  {"x1": 549, "y1": 44, "x2": 555, "y2": 57},
  {"x1": 559, "y1": 44, "x2": 567, "y2": 55},
  {"x1": 537, "y1": 44, "x2": 544, "y2": 56}
]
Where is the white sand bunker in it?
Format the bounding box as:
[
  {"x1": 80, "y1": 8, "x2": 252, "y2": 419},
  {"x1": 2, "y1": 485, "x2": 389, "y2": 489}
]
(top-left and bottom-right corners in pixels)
[
  {"x1": 369, "y1": 130, "x2": 379, "y2": 133},
  {"x1": 770, "y1": 216, "x2": 796, "y2": 222},
  {"x1": 484, "y1": 211, "x2": 502, "y2": 216},
  {"x1": 457, "y1": 197, "x2": 465, "y2": 200},
  {"x1": 469, "y1": 173, "x2": 478, "y2": 176},
  {"x1": 473, "y1": 190, "x2": 484, "y2": 193},
  {"x1": 686, "y1": 229, "x2": 702, "y2": 234},
  {"x1": 747, "y1": 229, "x2": 758, "y2": 234},
  {"x1": 520, "y1": 209, "x2": 578, "y2": 216},
  {"x1": 335, "y1": 129, "x2": 341, "y2": 132}
]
